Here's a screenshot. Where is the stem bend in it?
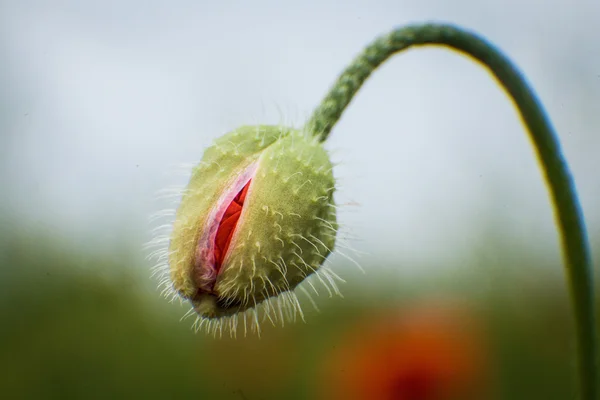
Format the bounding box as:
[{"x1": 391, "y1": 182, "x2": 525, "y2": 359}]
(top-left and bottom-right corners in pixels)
[{"x1": 308, "y1": 23, "x2": 597, "y2": 399}]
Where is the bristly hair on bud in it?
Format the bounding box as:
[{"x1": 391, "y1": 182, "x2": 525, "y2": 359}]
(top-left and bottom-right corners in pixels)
[{"x1": 147, "y1": 125, "x2": 346, "y2": 337}]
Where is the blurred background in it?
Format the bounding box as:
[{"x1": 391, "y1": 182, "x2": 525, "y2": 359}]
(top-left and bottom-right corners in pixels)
[{"x1": 1, "y1": 0, "x2": 599, "y2": 399}]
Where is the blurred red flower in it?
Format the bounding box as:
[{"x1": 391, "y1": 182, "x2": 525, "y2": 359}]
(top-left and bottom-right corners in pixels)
[{"x1": 318, "y1": 300, "x2": 489, "y2": 400}]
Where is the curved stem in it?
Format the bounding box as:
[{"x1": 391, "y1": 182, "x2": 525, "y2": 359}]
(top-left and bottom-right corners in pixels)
[{"x1": 307, "y1": 23, "x2": 597, "y2": 399}]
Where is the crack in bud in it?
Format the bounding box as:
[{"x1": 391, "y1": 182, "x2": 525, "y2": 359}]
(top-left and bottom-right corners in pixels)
[
  {"x1": 214, "y1": 179, "x2": 251, "y2": 275},
  {"x1": 193, "y1": 162, "x2": 258, "y2": 294}
]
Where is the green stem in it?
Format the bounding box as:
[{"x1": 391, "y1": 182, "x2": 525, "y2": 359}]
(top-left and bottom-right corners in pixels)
[{"x1": 308, "y1": 23, "x2": 597, "y2": 399}]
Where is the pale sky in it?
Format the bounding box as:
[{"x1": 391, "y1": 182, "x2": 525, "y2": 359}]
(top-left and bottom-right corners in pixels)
[{"x1": 1, "y1": 0, "x2": 599, "y2": 275}]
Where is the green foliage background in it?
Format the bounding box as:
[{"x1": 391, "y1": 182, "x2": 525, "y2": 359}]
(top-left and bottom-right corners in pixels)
[{"x1": 1, "y1": 217, "x2": 597, "y2": 399}]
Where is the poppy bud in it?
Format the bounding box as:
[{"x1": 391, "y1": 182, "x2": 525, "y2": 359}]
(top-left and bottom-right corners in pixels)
[{"x1": 167, "y1": 125, "x2": 338, "y2": 331}]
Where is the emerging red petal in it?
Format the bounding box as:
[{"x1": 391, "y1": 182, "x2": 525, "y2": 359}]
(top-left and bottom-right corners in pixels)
[{"x1": 213, "y1": 179, "x2": 251, "y2": 273}]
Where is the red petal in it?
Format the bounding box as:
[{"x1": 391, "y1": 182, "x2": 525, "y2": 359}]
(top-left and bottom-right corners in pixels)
[{"x1": 214, "y1": 179, "x2": 251, "y2": 272}]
